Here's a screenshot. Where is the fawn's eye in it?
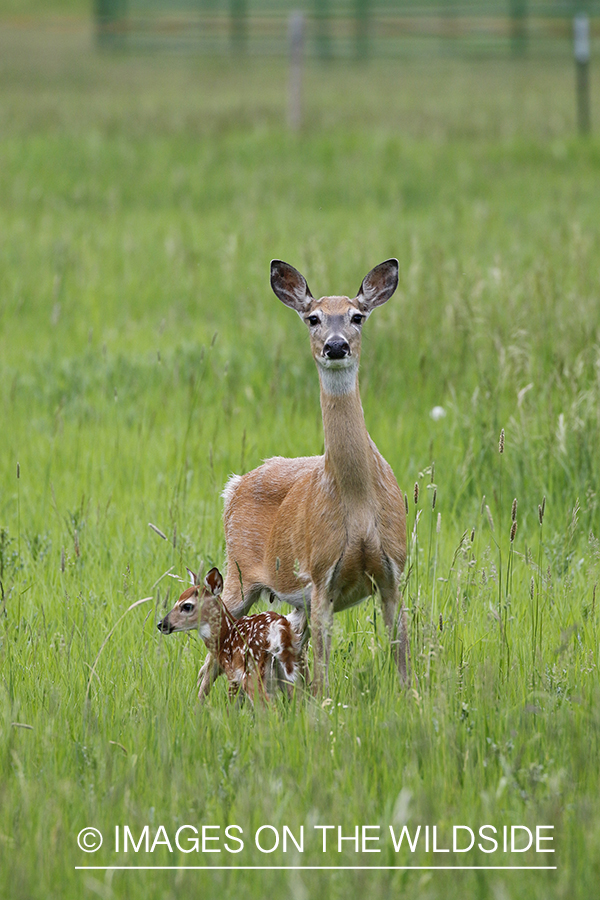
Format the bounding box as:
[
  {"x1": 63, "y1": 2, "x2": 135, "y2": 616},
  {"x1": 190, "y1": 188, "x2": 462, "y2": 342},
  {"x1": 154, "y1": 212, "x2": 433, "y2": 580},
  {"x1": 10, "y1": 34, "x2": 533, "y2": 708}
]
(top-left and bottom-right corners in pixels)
[
  {"x1": 181, "y1": 602, "x2": 194, "y2": 613},
  {"x1": 306, "y1": 315, "x2": 320, "y2": 327},
  {"x1": 351, "y1": 313, "x2": 364, "y2": 325}
]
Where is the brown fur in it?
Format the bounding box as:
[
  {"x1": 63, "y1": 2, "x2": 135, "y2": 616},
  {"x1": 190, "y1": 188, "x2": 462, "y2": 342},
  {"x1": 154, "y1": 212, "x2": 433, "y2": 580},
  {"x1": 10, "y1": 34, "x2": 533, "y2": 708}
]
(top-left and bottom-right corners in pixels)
[
  {"x1": 157, "y1": 568, "x2": 302, "y2": 704},
  {"x1": 198, "y1": 260, "x2": 408, "y2": 698}
]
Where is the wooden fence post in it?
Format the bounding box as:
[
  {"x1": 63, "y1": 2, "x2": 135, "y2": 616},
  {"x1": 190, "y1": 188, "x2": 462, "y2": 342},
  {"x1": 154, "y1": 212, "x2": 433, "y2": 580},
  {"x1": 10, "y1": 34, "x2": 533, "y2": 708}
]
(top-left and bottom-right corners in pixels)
[
  {"x1": 314, "y1": 0, "x2": 332, "y2": 61},
  {"x1": 355, "y1": 0, "x2": 370, "y2": 61},
  {"x1": 230, "y1": 0, "x2": 248, "y2": 54},
  {"x1": 510, "y1": 0, "x2": 528, "y2": 57},
  {"x1": 288, "y1": 11, "x2": 304, "y2": 131},
  {"x1": 95, "y1": 0, "x2": 125, "y2": 49}
]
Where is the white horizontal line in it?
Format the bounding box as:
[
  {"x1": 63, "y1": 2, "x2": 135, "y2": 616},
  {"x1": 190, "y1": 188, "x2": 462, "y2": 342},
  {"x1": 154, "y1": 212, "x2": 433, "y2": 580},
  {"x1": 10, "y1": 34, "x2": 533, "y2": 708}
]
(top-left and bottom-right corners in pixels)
[{"x1": 76, "y1": 866, "x2": 558, "y2": 871}]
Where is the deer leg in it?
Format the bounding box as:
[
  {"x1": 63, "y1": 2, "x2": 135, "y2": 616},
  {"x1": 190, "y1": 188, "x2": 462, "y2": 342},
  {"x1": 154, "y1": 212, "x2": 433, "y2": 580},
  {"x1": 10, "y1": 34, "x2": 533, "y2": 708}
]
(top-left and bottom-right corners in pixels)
[
  {"x1": 298, "y1": 644, "x2": 311, "y2": 689},
  {"x1": 290, "y1": 643, "x2": 311, "y2": 692},
  {"x1": 311, "y1": 588, "x2": 333, "y2": 696},
  {"x1": 284, "y1": 607, "x2": 311, "y2": 688},
  {"x1": 380, "y1": 587, "x2": 409, "y2": 684},
  {"x1": 254, "y1": 658, "x2": 272, "y2": 706},
  {"x1": 228, "y1": 680, "x2": 245, "y2": 706},
  {"x1": 255, "y1": 675, "x2": 270, "y2": 706},
  {"x1": 241, "y1": 668, "x2": 269, "y2": 707},
  {"x1": 197, "y1": 653, "x2": 222, "y2": 701}
]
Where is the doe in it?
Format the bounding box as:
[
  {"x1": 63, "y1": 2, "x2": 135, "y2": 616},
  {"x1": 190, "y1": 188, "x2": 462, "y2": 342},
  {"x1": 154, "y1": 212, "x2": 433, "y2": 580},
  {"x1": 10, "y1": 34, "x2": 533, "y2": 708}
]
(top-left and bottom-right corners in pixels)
[
  {"x1": 157, "y1": 567, "x2": 302, "y2": 704},
  {"x1": 197, "y1": 258, "x2": 408, "y2": 698}
]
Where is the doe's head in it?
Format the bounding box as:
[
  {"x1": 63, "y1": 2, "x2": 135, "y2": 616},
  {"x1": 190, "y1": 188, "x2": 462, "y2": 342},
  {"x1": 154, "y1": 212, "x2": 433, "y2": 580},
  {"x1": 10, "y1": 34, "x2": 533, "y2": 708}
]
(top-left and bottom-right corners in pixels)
[
  {"x1": 157, "y1": 566, "x2": 224, "y2": 637},
  {"x1": 269, "y1": 259, "x2": 399, "y2": 375}
]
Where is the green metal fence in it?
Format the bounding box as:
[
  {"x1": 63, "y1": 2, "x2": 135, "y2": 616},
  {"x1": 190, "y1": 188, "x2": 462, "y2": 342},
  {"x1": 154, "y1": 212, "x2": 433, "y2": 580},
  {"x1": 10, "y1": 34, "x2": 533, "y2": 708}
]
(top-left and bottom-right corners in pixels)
[{"x1": 94, "y1": 0, "x2": 599, "y2": 58}]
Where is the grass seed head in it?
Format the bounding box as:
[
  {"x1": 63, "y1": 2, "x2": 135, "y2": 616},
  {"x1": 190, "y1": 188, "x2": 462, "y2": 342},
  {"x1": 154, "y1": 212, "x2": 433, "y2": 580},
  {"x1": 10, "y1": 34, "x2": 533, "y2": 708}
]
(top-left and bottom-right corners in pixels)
[
  {"x1": 149, "y1": 522, "x2": 168, "y2": 541},
  {"x1": 432, "y1": 487, "x2": 437, "y2": 510},
  {"x1": 510, "y1": 520, "x2": 517, "y2": 542},
  {"x1": 499, "y1": 428, "x2": 505, "y2": 453},
  {"x1": 511, "y1": 498, "x2": 517, "y2": 522},
  {"x1": 485, "y1": 504, "x2": 495, "y2": 532},
  {"x1": 538, "y1": 497, "x2": 546, "y2": 525},
  {"x1": 414, "y1": 482, "x2": 419, "y2": 504}
]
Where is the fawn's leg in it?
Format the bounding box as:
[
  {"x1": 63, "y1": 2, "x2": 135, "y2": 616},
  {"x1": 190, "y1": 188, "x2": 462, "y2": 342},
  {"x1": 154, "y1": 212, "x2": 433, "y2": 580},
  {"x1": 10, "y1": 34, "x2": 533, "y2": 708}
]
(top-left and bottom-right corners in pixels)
[{"x1": 197, "y1": 653, "x2": 222, "y2": 701}]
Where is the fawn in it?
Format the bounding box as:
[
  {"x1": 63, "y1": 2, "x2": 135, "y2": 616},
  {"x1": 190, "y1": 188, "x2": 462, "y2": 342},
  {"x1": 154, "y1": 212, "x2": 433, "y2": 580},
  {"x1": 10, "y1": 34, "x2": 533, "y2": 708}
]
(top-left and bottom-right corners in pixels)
[
  {"x1": 196, "y1": 259, "x2": 408, "y2": 699},
  {"x1": 157, "y1": 566, "x2": 302, "y2": 704}
]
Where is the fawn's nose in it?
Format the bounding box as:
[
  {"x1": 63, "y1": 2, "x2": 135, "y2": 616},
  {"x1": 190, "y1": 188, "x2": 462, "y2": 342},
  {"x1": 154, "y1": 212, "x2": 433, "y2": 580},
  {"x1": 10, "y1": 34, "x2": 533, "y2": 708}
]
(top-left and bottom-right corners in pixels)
[
  {"x1": 157, "y1": 618, "x2": 172, "y2": 634},
  {"x1": 323, "y1": 338, "x2": 350, "y2": 360}
]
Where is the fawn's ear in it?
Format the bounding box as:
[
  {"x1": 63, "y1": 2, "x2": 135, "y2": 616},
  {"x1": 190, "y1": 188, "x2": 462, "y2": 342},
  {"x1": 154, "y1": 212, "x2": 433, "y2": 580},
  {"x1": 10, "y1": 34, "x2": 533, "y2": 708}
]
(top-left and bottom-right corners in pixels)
[
  {"x1": 204, "y1": 567, "x2": 223, "y2": 597},
  {"x1": 270, "y1": 260, "x2": 313, "y2": 313},
  {"x1": 356, "y1": 259, "x2": 399, "y2": 312},
  {"x1": 186, "y1": 567, "x2": 198, "y2": 586}
]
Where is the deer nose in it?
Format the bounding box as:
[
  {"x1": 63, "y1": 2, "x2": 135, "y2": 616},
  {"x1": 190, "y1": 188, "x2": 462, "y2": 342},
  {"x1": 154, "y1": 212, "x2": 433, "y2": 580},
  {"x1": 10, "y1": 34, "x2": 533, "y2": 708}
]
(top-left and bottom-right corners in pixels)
[
  {"x1": 323, "y1": 338, "x2": 350, "y2": 359},
  {"x1": 157, "y1": 618, "x2": 172, "y2": 634}
]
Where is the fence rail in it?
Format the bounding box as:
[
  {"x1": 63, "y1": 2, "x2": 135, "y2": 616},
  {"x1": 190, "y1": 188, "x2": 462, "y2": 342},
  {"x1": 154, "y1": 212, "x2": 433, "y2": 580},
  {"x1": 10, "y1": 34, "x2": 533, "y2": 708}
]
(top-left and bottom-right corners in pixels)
[{"x1": 95, "y1": 0, "x2": 600, "y2": 57}]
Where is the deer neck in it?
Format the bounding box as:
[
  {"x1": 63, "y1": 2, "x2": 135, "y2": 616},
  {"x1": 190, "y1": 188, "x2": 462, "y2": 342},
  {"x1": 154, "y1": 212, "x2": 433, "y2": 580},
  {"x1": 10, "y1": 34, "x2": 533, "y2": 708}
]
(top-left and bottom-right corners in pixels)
[
  {"x1": 200, "y1": 604, "x2": 230, "y2": 654},
  {"x1": 318, "y1": 363, "x2": 375, "y2": 502}
]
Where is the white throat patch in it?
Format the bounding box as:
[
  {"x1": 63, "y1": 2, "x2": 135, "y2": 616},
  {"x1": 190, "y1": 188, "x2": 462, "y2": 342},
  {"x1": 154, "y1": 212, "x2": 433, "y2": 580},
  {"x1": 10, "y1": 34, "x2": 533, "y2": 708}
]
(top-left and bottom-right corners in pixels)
[
  {"x1": 318, "y1": 361, "x2": 358, "y2": 396},
  {"x1": 199, "y1": 621, "x2": 212, "y2": 641}
]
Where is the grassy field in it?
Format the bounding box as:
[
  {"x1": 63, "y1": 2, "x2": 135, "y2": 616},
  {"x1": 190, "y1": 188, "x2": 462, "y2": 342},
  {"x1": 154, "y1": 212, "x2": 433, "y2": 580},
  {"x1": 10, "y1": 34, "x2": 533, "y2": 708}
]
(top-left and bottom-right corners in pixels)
[{"x1": 1, "y1": 15, "x2": 600, "y2": 900}]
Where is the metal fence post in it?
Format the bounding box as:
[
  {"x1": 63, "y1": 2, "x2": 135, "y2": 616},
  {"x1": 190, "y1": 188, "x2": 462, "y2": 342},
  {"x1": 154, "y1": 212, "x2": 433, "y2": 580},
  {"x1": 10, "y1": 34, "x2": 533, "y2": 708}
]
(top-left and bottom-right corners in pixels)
[{"x1": 574, "y1": 13, "x2": 591, "y2": 134}]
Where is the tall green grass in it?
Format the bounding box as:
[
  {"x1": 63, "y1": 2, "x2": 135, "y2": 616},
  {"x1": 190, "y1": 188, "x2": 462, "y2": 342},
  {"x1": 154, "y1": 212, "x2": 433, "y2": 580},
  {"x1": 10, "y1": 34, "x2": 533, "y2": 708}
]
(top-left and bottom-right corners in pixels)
[{"x1": 1, "y1": 22, "x2": 600, "y2": 900}]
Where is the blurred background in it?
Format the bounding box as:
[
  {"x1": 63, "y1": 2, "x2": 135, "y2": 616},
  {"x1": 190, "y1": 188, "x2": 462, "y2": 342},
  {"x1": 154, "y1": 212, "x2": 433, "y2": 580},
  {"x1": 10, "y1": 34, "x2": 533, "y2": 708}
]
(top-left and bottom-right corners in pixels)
[
  {"x1": 2, "y1": 6, "x2": 600, "y2": 898},
  {"x1": 92, "y1": 0, "x2": 596, "y2": 59},
  {"x1": 1, "y1": 0, "x2": 597, "y2": 138}
]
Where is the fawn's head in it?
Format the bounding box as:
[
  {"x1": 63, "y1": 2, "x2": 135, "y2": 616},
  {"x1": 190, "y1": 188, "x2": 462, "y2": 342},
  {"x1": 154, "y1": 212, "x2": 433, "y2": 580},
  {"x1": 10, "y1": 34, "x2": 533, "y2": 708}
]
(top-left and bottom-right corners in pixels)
[
  {"x1": 157, "y1": 567, "x2": 224, "y2": 641},
  {"x1": 270, "y1": 259, "x2": 398, "y2": 393}
]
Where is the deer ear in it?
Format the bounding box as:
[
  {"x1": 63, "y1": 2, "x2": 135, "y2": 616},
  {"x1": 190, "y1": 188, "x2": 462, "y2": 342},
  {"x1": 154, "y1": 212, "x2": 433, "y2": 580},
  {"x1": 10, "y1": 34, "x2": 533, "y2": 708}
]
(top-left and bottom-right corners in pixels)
[
  {"x1": 186, "y1": 567, "x2": 198, "y2": 586},
  {"x1": 356, "y1": 259, "x2": 399, "y2": 312},
  {"x1": 204, "y1": 567, "x2": 223, "y2": 597},
  {"x1": 270, "y1": 260, "x2": 313, "y2": 313}
]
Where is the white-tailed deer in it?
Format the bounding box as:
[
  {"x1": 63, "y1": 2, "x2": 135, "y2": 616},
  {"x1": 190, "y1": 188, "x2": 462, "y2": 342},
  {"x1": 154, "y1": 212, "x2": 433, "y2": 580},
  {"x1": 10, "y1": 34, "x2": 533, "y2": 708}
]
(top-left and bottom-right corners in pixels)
[
  {"x1": 157, "y1": 566, "x2": 302, "y2": 703},
  {"x1": 198, "y1": 258, "x2": 408, "y2": 697}
]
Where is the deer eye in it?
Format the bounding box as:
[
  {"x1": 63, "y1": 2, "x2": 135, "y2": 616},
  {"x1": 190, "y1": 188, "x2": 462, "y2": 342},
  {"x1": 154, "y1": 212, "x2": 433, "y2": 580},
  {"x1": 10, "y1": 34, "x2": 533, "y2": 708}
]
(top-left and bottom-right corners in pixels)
[
  {"x1": 351, "y1": 313, "x2": 364, "y2": 325},
  {"x1": 181, "y1": 602, "x2": 195, "y2": 613},
  {"x1": 306, "y1": 315, "x2": 320, "y2": 327}
]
